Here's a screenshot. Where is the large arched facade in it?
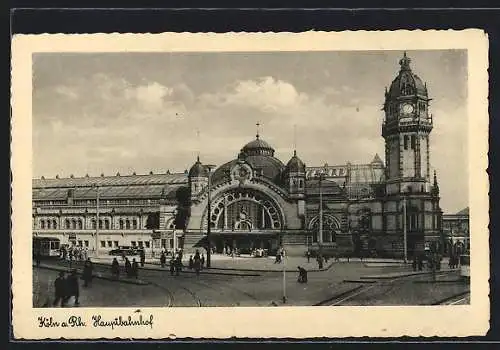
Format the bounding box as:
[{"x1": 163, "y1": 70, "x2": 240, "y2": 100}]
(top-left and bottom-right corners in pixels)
[{"x1": 308, "y1": 214, "x2": 341, "y2": 243}]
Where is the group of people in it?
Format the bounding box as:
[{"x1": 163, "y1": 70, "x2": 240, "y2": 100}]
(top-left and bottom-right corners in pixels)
[
  {"x1": 448, "y1": 254, "x2": 461, "y2": 269},
  {"x1": 61, "y1": 245, "x2": 90, "y2": 265},
  {"x1": 111, "y1": 256, "x2": 139, "y2": 279},
  {"x1": 274, "y1": 247, "x2": 286, "y2": 264},
  {"x1": 188, "y1": 250, "x2": 205, "y2": 275}
]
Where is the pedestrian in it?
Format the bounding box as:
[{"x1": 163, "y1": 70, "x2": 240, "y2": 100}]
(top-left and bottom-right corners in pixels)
[
  {"x1": 125, "y1": 257, "x2": 132, "y2": 278},
  {"x1": 111, "y1": 258, "x2": 120, "y2": 278},
  {"x1": 169, "y1": 257, "x2": 175, "y2": 276},
  {"x1": 317, "y1": 255, "x2": 324, "y2": 270},
  {"x1": 82, "y1": 258, "x2": 93, "y2": 287},
  {"x1": 140, "y1": 249, "x2": 145, "y2": 267},
  {"x1": 132, "y1": 258, "x2": 139, "y2": 279},
  {"x1": 68, "y1": 249, "x2": 73, "y2": 267},
  {"x1": 297, "y1": 266, "x2": 308, "y2": 283},
  {"x1": 121, "y1": 251, "x2": 126, "y2": 262},
  {"x1": 201, "y1": 254, "x2": 205, "y2": 269},
  {"x1": 53, "y1": 271, "x2": 67, "y2": 307},
  {"x1": 306, "y1": 250, "x2": 311, "y2": 263},
  {"x1": 35, "y1": 248, "x2": 41, "y2": 267},
  {"x1": 64, "y1": 269, "x2": 80, "y2": 306},
  {"x1": 160, "y1": 252, "x2": 166, "y2": 268},
  {"x1": 324, "y1": 255, "x2": 329, "y2": 263},
  {"x1": 188, "y1": 255, "x2": 194, "y2": 270},
  {"x1": 194, "y1": 250, "x2": 201, "y2": 275},
  {"x1": 412, "y1": 257, "x2": 417, "y2": 271},
  {"x1": 418, "y1": 255, "x2": 423, "y2": 271},
  {"x1": 175, "y1": 256, "x2": 182, "y2": 276}
]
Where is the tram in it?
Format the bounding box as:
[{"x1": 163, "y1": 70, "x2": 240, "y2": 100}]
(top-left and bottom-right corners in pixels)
[
  {"x1": 459, "y1": 254, "x2": 470, "y2": 280},
  {"x1": 33, "y1": 237, "x2": 61, "y2": 259}
]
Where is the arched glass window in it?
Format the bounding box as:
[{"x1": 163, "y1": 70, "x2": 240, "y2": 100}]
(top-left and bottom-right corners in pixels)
[
  {"x1": 119, "y1": 220, "x2": 124, "y2": 230},
  {"x1": 125, "y1": 220, "x2": 131, "y2": 229},
  {"x1": 105, "y1": 220, "x2": 110, "y2": 230},
  {"x1": 72, "y1": 220, "x2": 77, "y2": 230},
  {"x1": 53, "y1": 220, "x2": 58, "y2": 229},
  {"x1": 78, "y1": 220, "x2": 83, "y2": 230},
  {"x1": 91, "y1": 219, "x2": 96, "y2": 230},
  {"x1": 65, "y1": 219, "x2": 70, "y2": 229},
  {"x1": 99, "y1": 219, "x2": 103, "y2": 229},
  {"x1": 40, "y1": 220, "x2": 46, "y2": 229},
  {"x1": 47, "y1": 220, "x2": 52, "y2": 229},
  {"x1": 132, "y1": 219, "x2": 137, "y2": 230}
]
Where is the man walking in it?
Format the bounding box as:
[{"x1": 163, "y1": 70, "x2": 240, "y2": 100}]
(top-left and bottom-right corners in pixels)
[
  {"x1": 53, "y1": 271, "x2": 66, "y2": 307},
  {"x1": 64, "y1": 269, "x2": 80, "y2": 306},
  {"x1": 140, "y1": 249, "x2": 145, "y2": 267}
]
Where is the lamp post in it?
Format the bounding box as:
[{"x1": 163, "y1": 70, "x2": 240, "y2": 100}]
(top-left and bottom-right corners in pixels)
[
  {"x1": 205, "y1": 164, "x2": 216, "y2": 268},
  {"x1": 315, "y1": 169, "x2": 327, "y2": 253},
  {"x1": 92, "y1": 184, "x2": 100, "y2": 257},
  {"x1": 402, "y1": 196, "x2": 408, "y2": 264}
]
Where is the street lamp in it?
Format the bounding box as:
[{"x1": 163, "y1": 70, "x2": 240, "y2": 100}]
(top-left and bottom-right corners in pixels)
[
  {"x1": 92, "y1": 184, "x2": 100, "y2": 257},
  {"x1": 402, "y1": 196, "x2": 408, "y2": 264},
  {"x1": 315, "y1": 169, "x2": 327, "y2": 253},
  {"x1": 205, "y1": 164, "x2": 216, "y2": 268}
]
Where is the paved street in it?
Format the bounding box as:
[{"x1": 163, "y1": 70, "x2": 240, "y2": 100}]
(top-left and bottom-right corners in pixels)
[{"x1": 33, "y1": 257, "x2": 469, "y2": 308}]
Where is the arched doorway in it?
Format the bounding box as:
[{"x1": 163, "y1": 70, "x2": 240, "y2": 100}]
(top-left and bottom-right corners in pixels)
[
  {"x1": 308, "y1": 214, "x2": 341, "y2": 243},
  {"x1": 201, "y1": 188, "x2": 284, "y2": 255}
]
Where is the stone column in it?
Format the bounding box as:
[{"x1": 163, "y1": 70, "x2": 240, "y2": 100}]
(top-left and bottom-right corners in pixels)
[{"x1": 223, "y1": 198, "x2": 228, "y2": 231}]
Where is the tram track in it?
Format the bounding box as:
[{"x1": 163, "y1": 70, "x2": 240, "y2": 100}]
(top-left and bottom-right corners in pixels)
[{"x1": 325, "y1": 271, "x2": 454, "y2": 306}]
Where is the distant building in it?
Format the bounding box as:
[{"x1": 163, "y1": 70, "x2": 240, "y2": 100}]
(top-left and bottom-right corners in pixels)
[
  {"x1": 442, "y1": 207, "x2": 470, "y2": 253},
  {"x1": 32, "y1": 52, "x2": 444, "y2": 258}
]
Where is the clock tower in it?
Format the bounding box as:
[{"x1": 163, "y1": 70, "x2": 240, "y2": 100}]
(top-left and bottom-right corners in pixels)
[{"x1": 381, "y1": 52, "x2": 442, "y2": 256}]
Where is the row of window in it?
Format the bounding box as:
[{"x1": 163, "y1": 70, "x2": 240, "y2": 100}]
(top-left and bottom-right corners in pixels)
[
  {"x1": 99, "y1": 240, "x2": 150, "y2": 248},
  {"x1": 38, "y1": 218, "x2": 141, "y2": 230},
  {"x1": 35, "y1": 199, "x2": 160, "y2": 207}
]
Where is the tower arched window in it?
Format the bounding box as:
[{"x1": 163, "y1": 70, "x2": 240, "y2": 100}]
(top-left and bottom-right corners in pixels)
[
  {"x1": 99, "y1": 220, "x2": 103, "y2": 229},
  {"x1": 40, "y1": 220, "x2": 45, "y2": 229},
  {"x1": 53, "y1": 220, "x2": 57, "y2": 229},
  {"x1": 125, "y1": 219, "x2": 131, "y2": 229},
  {"x1": 65, "y1": 219, "x2": 70, "y2": 229},
  {"x1": 105, "y1": 220, "x2": 110, "y2": 230},
  {"x1": 132, "y1": 219, "x2": 137, "y2": 230},
  {"x1": 404, "y1": 135, "x2": 409, "y2": 150},
  {"x1": 72, "y1": 219, "x2": 77, "y2": 230},
  {"x1": 119, "y1": 219, "x2": 124, "y2": 230},
  {"x1": 91, "y1": 219, "x2": 96, "y2": 230},
  {"x1": 78, "y1": 220, "x2": 82, "y2": 230},
  {"x1": 47, "y1": 220, "x2": 52, "y2": 229}
]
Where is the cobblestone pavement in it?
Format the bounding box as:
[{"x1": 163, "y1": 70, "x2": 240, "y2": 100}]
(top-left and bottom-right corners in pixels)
[{"x1": 33, "y1": 258, "x2": 464, "y2": 308}]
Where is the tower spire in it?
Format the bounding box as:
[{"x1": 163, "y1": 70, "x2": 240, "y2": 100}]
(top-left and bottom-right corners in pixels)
[
  {"x1": 399, "y1": 51, "x2": 412, "y2": 71},
  {"x1": 196, "y1": 129, "x2": 200, "y2": 161},
  {"x1": 293, "y1": 124, "x2": 297, "y2": 156}
]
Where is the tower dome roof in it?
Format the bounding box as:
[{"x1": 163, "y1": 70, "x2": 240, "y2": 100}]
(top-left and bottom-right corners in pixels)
[
  {"x1": 188, "y1": 156, "x2": 208, "y2": 178},
  {"x1": 386, "y1": 52, "x2": 428, "y2": 100},
  {"x1": 241, "y1": 135, "x2": 275, "y2": 157},
  {"x1": 286, "y1": 150, "x2": 306, "y2": 173}
]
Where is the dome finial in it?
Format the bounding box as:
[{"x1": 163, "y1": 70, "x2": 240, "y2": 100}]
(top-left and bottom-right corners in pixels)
[
  {"x1": 399, "y1": 51, "x2": 412, "y2": 71},
  {"x1": 256, "y1": 122, "x2": 260, "y2": 139},
  {"x1": 196, "y1": 129, "x2": 201, "y2": 160}
]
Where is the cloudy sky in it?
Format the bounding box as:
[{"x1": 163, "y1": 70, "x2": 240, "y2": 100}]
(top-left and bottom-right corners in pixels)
[{"x1": 33, "y1": 50, "x2": 467, "y2": 213}]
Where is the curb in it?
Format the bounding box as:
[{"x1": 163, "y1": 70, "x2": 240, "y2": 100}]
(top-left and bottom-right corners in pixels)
[
  {"x1": 360, "y1": 270, "x2": 452, "y2": 280},
  {"x1": 91, "y1": 261, "x2": 261, "y2": 277},
  {"x1": 89, "y1": 259, "x2": 335, "y2": 274},
  {"x1": 34, "y1": 264, "x2": 150, "y2": 286},
  {"x1": 343, "y1": 279, "x2": 377, "y2": 284},
  {"x1": 313, "y1": 285, "x2": 365, "y2": 306},
  {"x1": 413, "y1": 279, "x2": 467, "y2": 284}
]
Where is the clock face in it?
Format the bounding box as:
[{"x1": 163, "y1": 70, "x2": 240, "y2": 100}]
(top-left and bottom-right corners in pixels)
[{"x1": 401, "y1": 103, "x2": 414, "y2": 114}]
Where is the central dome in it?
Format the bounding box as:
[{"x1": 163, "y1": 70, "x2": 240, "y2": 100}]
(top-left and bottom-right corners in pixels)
[{"x1": 241, "y1": 136, "x2": 275, "y2": 157}]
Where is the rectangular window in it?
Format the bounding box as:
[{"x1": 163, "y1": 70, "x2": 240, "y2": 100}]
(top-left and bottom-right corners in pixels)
[
  {"x1": 411, "y1": 135, "x2": 416, "y2": 150},
  {"x1": 145, "y1": 241, "x2": 150, "y2": 248},
  {"x1": 107, "y1": 241, "x2": 112, "y2": 248},
  {"x1": 113, "y1": 241, "x2": 119, "y2": 248},
  {"x1": 100, "y1": 241, "x2": 106, "y2": 248},
  {"x1": 84, "y1": 240, "x2": 89, "y2": 247},
  {"x1": 404, "y1": 135, "x2": 409, "y2": 150},
  {"x1": 138, "y1": 241, "x2": 143, "y2": 248},
  {"x1": 131, "y1": 241, "x2": 137, "y2": 247}
]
